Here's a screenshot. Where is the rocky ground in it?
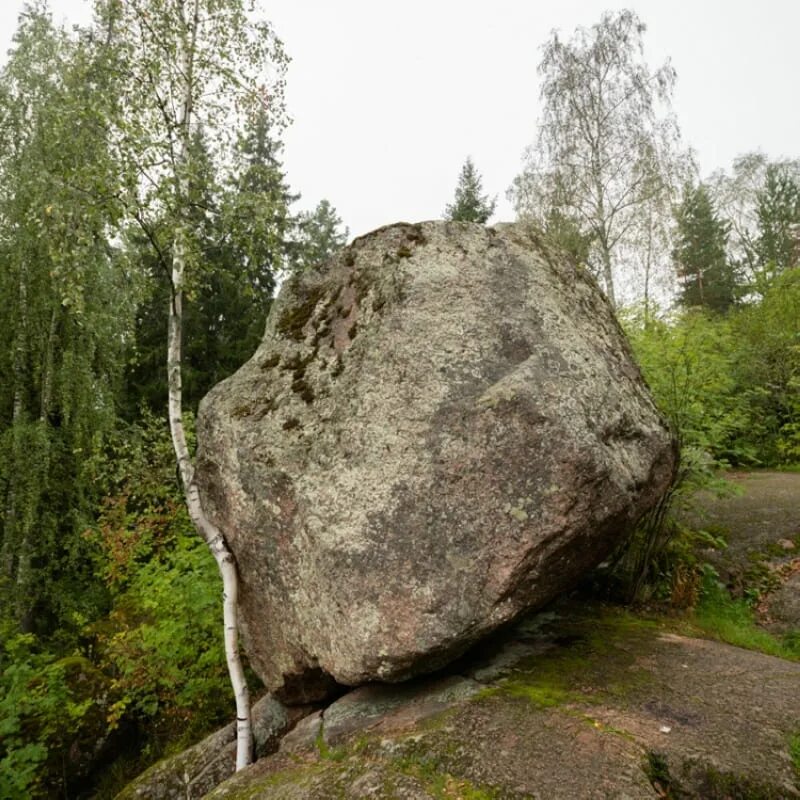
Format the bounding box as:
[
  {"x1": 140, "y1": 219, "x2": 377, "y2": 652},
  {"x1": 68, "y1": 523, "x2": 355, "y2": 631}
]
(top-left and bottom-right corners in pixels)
[
  {"x1": 119, "y1": 472, "x2": 800, "y2": 799},
  {"x1": 202, "y1": 603, "x2": 799, "y2": 799}
]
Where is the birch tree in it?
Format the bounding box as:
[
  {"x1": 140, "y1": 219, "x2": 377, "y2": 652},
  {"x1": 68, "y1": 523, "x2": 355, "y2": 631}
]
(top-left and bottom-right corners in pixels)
[
  {"x1": 0, "y1": 5, "x2": 130, "y2": 636},
  {"x1": 707, "y1": 154, "x2": 800, "y2": 291},
  {"x1": 511, "y1": 10, "x2": 685, "y2": 308},
  {"x1": 101, "y1": 0, "x2": 288, "y2": 769}
]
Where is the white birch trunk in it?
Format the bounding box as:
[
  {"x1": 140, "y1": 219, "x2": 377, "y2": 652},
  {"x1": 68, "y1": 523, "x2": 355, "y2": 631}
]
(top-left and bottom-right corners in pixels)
[
  {"x1": 167, "y1": 258, "x2": 252, "y2": 769},
  {"x1": 166, "y1": 0, "x2": 252, "y2": 770},
  {"x1": 599, "y1": 237, "x2": 617, "y2": 310}
]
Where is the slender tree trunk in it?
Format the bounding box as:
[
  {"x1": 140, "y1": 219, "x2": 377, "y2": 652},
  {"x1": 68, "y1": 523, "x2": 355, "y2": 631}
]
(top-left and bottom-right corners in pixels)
[
  {"x1": 167, "y1": 238, "x2": 252, "y2": 769},
  {"x1": 643, "y1": 210, "x2": 654, "y2": 327},
  {"x1": 40, "y1": 308, "x2": 58, "y2": 422},
  {"x1": 593, "y1": 171, "x2": 617, "y2": 309},
  {"x1": 2, "y1": 270, "x2": 27, "y2": 585},
  {"x1": 167, "y1": 0, "x2": 252, "y2": 770},
  {"x1": 599, "y1": 238, "x2": 617, "y2": 309}
]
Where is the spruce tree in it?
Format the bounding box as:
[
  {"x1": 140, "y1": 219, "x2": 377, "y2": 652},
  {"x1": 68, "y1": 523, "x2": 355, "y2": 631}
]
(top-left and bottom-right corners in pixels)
[
  {"x1": 125, "y1": 114, "x2": 297, "y2": 415},
  {"x1": 444, "y1": 157, "x2": 496, "y2": 223},
  {"x1": 294, "y1": 199, "x2": 349, "y2": 272},
  {"x1": 673, "y1": 184, "x2": 737, "y2": 312},
  {"x1": 754, "y1": 165, "x2": 800, "y2": 277}
]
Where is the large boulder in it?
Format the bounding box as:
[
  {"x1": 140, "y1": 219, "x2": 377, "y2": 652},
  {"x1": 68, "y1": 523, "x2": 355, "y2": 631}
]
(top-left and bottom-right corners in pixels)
[{"x1": 195, "y1": 221, "x2": 676, "y2": 703}]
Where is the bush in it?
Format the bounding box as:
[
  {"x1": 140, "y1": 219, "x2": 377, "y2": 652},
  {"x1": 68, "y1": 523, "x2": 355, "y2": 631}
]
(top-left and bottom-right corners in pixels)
[
  {"x1": 0, "y1": 635, "x2": 108, "y2": 798},
  {"x1": 85, "y1": 410, "x2": 231, "y2": 749}
]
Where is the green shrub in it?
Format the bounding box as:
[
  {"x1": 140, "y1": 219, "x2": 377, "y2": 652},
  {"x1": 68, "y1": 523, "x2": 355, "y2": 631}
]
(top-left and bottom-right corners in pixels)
[{"x1": 0, "y1": 635, "x2": 106, "y2": 798}]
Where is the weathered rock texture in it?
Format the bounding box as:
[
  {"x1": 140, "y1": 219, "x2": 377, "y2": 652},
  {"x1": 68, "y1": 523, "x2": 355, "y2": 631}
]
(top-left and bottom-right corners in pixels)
[
  {"x1": 115, "y1": 694, "x2": 307, "y2": 800},
  {"x1": 205, "y1": 603, "x2": 800, "y2": 800},
  {"x1": 195, "y1": 221, "x2": 677, "y2": 703}
]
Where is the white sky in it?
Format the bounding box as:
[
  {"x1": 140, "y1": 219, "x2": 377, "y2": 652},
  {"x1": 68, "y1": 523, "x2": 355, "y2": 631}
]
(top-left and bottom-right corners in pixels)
[{"x1": 1, "y1": 0, "x2": 799, "y2": 239}]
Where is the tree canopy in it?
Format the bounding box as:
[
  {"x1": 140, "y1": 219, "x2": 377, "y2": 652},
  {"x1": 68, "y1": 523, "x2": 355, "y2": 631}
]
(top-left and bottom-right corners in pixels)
[{"x1": 511, "y1": 9, "x2": 688, "y2": 307}]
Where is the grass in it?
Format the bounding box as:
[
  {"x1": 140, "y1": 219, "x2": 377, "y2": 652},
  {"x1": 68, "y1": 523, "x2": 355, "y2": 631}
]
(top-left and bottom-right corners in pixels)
[
  {"x1": 501, "y1": 683, "x2": 589, "y2": 709},
  {"x1": 773, "y1": 463, "x2": 800, "y2": 473},
  {"x1": 690, "y1": 576, "x2": 800, "y2": 661},
  {"x1": 314, "y1": 726, "x2": 347, "y2": 762},
  {"x1": 789, "y1": 731, "x2": 800, "y2": 781}
]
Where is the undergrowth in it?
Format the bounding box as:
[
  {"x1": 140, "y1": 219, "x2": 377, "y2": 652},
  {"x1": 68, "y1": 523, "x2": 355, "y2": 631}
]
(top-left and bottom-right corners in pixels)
[{"x1": 684, "y1": 569, "x2": 800, "y2": 661}]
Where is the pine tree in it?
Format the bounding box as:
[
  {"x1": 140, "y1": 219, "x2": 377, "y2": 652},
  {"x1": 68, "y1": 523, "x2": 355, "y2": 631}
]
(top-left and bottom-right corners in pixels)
[
  {"x1": 444, "y1": 157, "x2": 496, "y2": 223},
  {"x1": 673, "y1": 184, "x2": 737, "y2": 312}
]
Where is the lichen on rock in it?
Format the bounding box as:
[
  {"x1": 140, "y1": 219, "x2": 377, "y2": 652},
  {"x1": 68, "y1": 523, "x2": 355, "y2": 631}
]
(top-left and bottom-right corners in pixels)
[{"x1": 195, "y1": 220, "x2": 677, "y2": 704}]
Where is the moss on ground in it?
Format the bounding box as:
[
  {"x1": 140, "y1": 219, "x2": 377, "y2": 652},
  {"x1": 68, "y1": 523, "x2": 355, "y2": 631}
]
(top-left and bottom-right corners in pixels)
[
  {"x1": 491, "y1": 606, "x2": 660, "y2": 712},
  {"x1": 790, "y1": 731, "x2": 800, "y2": 783}
]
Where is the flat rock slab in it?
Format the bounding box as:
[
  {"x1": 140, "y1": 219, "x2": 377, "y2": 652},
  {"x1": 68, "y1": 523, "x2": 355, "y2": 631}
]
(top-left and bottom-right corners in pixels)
[
  {"x1": 321, "y1": 675, "x2": 482, "y2": 746},
  {"x1": 205, "y1": 603, "x2": 800, "y2": 799},
  {"x1": 196, "y1": 220, "x2": 676, "y2": 702}
]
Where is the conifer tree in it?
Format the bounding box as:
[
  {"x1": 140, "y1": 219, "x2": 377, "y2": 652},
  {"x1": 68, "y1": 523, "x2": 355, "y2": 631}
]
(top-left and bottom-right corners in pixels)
[
  {"x1": 673, "y1": 184, "x2": 737, "y2": 312},
  {"x1": 444, "y1": 157, "x2": 496, "y2": 223},
  {"x1": 294, "y1": 199, "x2": 348, "y2": 272},
  {"x1": 754, "y1": 165, "x2": 800, "y2": 277}
]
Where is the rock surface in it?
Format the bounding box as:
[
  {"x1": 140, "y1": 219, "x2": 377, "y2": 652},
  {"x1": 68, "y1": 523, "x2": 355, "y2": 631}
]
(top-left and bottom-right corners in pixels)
[
  {"x1": 204, "y1": 601, "x2": 800, "y2": 799},
  {"x1": 196, "y1": 220, "x2": 677, "y2": 702},
  {"x1": 115, "y1": 694, "x2": 308, "y2": 800}
]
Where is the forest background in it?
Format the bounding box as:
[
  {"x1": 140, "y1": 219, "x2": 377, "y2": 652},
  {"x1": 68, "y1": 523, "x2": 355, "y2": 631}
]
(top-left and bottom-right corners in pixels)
[{"x1": 0, "y1": 2, "x2": 799, "y2": 797}]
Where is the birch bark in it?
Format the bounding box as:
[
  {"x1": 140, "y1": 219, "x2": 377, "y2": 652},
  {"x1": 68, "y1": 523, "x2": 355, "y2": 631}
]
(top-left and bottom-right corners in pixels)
[{"x1": 165, "y1": 0, "x2": 251, "y2": 769}]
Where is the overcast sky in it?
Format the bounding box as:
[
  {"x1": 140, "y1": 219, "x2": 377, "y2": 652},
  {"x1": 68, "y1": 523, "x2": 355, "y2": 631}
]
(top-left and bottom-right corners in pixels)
[{"x1": 1, "y1": 0, "x2": 799, "y2": 239}]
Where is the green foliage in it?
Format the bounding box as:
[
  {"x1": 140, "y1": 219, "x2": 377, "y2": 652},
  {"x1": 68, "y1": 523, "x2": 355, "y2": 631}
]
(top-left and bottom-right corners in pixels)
[
  {"x1": 674, "y1": 183, "x2": 737, "y2": 313},
  {"x1": 730, "y1": 268, "x2": 800, "y2": 463},
  {"x1": 540, "y1": 207, "x2": 594, "y2": 265},
  {"x1": 614, "y1": 268, "x2": 800, "y2": 604},
  {"x1": 624, "y1": 310, "x2": 754, "y2": 462},
  {"x1": 752, "y1": 165, "x2": 800, "y2": 281},
  {"x1": 0, "y1": 635, "x2": 104, "y2": 798},
  {"x1": 97, "y1": 530, "x2": 229, "y2": 741},
  {"x1": 123, "y1": 121, "x2": 290, "y2": 414},
  {"x1": 609, "y1": 448, "x2": 732, "y2": 604},
  {"x1": 85, "y1": 411, "x2": 231, "y2": 745},
  {"x1": 692, "y1": 569, "x2": 800, "y2": 661},
  {"x1": 294, "y1": 199, "x2": 349, "y2": 272},
  {"x1": 789, "y1": 731, "x2": 800, "y2": 780},
  {"x1": 0, "y1": 2, "x2": 129, "y2": 643},
  {"x1": 444, "y1": 157, "x2": 496, "y2": 224},
  {"x1": 624, "y1": 271, "x2": 800, "y2": 467}
]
